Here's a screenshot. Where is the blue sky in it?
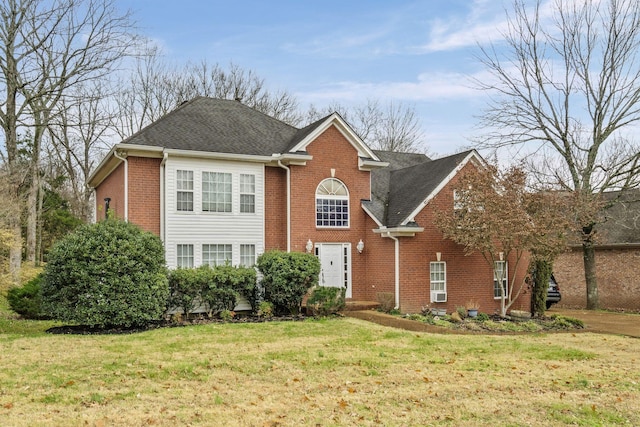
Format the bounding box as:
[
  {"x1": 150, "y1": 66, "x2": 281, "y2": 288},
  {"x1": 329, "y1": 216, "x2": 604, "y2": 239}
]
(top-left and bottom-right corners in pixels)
[{"x1": 113, "y1": 0, "x2": 522, "y2": 156}]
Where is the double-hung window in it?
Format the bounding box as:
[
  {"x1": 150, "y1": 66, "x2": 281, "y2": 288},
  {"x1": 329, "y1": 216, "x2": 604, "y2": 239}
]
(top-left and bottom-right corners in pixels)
[
  {"x1": 202, "y1": 172, "x2": 232, "y2": 213},
  {"x1": 316, "y1": 178, "x2": 349, "y2": 228},
  {"x1": 430, "y1": 261, "x2": 447, "y2": 302},
  {"x1": 202, "y1": 244, "x2": 232, "y2": 267},
  {"x1": 494, "y1": 261, "x2": 508, "y2": 298},
  {"x1": 240, "y1": 174, "x2": 256, "y2": 213},
  {"x1": 240, "y1": 244, "x2": 256, "y2": 267},
  {"x1": 176, "y1": 170, "x2": 194, "y2": 212},
  {"x1": 177, "y1": 244, "x2": 194, "y2": 268}
]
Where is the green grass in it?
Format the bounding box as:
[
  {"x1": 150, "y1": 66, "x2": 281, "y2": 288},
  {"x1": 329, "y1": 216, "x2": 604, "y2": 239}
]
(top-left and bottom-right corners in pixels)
[{"x1": 0, "y1": 299, "x2": 639, "y2": 426}]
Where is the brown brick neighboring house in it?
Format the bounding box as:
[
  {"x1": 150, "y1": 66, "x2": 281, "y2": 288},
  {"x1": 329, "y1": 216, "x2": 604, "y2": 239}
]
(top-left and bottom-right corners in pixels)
[
  {"x1": 555, "y1": 190, "x2": 640, "y2": 311},
  {"x1": 87, "y1": 97, "x2": 531, "y2": 314}
]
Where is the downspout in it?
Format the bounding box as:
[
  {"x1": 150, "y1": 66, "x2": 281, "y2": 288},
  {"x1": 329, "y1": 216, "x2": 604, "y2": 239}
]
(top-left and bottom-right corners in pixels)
[
  {"x1": 277, "y1": 160, "x2": 291, "y2": 252},
  {"x1": 91, "y1": 188, "x2": 97, "y2": 223},
  {"x1": 160, "y1": 152, "x2": 168, "y2": 242},
  {"x1": 385, "y1": 232, "x2": 400, "y2": 310},
  {"x1": 113, "y1": 151, "x2": 128, "y2": 221}
]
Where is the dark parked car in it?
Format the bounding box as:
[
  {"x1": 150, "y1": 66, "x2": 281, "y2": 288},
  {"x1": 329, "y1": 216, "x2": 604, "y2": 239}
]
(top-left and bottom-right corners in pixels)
[{"x1": 546, "y1": 274, "x2": 562, "y2": 309}]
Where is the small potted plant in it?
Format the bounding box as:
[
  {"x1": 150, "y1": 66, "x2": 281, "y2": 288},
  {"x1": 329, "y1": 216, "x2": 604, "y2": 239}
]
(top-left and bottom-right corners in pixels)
[{"x1": 465, "y1": 300, "x2": 480, "y2": 318}]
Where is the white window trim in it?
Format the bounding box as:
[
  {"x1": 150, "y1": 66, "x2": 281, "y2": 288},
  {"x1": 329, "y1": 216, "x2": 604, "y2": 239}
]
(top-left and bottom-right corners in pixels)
[
  {"x1": 202, "y1": 171, "x2": 233, "y2": 213},
  {"x1": 494, "y1": 261, "x2": 508, "y2": 299},
  {"x1": 176, "y1": 244, "x2": 194, "y2": 268},
  {"x1": 202, "y1": 243, "x2": 233, "y2": 267},
  {"x1": 430, "y1": 261, "x2": 447, "y2": 302},
  {"x1": 176, "y1": 170, "x2": 194, "y2": 212},
  {"x1": 315, "y1": 178, "x2": 350, "y2": 228},
  {"x1": 239, "y1": 174, "x2": 256, "y2": 214},
  {"x1": 239, "y1": 244, "x2": 256, "y2": 267}
]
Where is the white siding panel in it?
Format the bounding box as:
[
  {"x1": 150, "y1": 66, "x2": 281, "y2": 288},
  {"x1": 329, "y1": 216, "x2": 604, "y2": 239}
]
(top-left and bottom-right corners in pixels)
[{"x1": 164, "y1": 157, "x2": 265, "y2": 269}]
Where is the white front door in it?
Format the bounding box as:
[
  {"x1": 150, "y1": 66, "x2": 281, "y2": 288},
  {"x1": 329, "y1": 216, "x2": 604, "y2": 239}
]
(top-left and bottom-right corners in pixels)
[{"x1": 316, "y1": 243, "x2": 352, "y2": 298}]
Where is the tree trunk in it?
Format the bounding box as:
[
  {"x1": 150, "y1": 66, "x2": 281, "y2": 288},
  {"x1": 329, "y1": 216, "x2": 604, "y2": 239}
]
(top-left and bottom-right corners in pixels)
[
  {"x1": 9, "y1": 220, "x2": 22, "y2": 285},
  {"x1": 583, "y1": 241, "x2": 598, "y2": 310},
  {"x1": 26, "y1": 172, "x2": 39, "y2": 263}
]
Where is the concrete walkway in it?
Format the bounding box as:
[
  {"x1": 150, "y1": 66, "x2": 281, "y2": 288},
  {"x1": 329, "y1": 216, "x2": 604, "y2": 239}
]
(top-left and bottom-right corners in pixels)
[{"x1": 549, "y1": 307, "x2": 640, "y2": 338}]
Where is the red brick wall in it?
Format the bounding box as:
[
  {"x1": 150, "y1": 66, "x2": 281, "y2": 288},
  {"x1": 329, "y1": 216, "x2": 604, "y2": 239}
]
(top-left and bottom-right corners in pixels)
[
  {"x1": 364, "y1": 161, "x2": 532, "y2": 314},
  {"x1": 264, "y1": 166, "x2": 287, "y2": 250},
  {"x1": 287, "y1": 125, "x2": 372, "y2": 298},
  {"x1": 128, "y1": 157, "x2": 161, "y2": 235},
  {"x1": 555, "y1": 248, "x2": 640, "y2": 311},
  {"x1": 95, "y1": 162, "x2": 125, "y2": 221},
  {"x1": 362, "y1": 215, "x2": 396, "y2": 302},
  {"x1": 94, "y1": 157, "x2": 161, "y2": 235}
]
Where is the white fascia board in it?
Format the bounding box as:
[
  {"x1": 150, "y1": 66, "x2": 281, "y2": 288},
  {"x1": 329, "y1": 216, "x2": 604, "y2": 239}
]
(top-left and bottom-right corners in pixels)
[
  {"x1": 359, "y1": 157, "x2": 389, "y2": 171},
  {"x1": 361, "y1": 203, "x2": 384, "y2": 228},
  {"x1": 290, "y1": 113, "x2": 380, "y2": 161},
  {"x1": 372, "y1": 226, "x2": 424, "y2": 237},
  {"x1": 164, "y1": 148, "x2": 276, "y2": 163},
  {"x1": 400, "y1": 150, "x2": 484, "y2": 226},
  {"x1": 273, "y1": 152, "x2": 313, "y2": 166}
]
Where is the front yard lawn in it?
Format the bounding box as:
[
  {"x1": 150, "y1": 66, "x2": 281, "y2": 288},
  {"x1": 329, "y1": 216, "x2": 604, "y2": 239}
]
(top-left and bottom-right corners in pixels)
[{"x1": 1, "y1": 313, "x2": 639, "y2": 426}]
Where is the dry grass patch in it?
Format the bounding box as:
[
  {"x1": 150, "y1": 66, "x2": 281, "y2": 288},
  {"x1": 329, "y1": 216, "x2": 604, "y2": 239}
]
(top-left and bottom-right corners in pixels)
[{"x1": 0, "y1": 317, "x2": 638, "y2": 426}]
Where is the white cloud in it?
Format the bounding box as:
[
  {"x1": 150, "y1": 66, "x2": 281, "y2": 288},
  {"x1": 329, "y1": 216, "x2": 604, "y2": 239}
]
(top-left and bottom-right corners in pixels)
[
  {"x1": 419, "y1": 0, "x2": 559, "y2": 53},
  {"x1": 296, "y1": 69, "x2": 497, "y2": 105}
]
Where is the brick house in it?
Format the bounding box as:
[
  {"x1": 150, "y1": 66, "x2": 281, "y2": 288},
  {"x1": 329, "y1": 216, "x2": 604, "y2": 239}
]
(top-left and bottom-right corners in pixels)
[
  {"x1": 555, "y1": 190, "x2": 640, "y2": 311},
  {"x1": 88, "y1": 97, "x2": 531, "y2": 314}
]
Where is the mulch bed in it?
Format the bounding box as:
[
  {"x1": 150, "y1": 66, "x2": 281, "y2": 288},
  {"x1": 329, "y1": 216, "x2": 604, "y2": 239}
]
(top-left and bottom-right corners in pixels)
[{"x1": 46, "y1": 314, "x2": 309, "y2": 335}]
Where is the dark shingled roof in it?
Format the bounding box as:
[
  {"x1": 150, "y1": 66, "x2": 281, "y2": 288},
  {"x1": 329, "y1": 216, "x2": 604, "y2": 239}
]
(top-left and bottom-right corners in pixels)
[
  {"x1": 363, "y1": 150, "x2": 431, "y2": 223},
  {"x1": 376, "y1": 150, "x2": 473, "y2": 227},
  {"x1": 123, "y1": 97, "x2": 298, "y2": 156},
  {"x1": 117, "y1": 97, "x2": 476, "y2": 230},
  {"x1": 598, "y1": 189, "x2": 640, "y2": 244}
]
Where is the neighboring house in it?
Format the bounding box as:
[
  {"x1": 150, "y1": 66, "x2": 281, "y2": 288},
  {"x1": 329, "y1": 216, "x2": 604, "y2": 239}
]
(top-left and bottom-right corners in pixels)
[
  {"x1": 555, "y1": 190, "x2": 640, "y2": 311},
  {"x1": 88, "y1": 97, "x2": 531, "y2": 314}
]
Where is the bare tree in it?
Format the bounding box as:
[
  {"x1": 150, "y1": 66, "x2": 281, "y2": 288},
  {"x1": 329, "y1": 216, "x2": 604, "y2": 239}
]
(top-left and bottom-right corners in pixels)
[
  {"x1": 0, "y1": 0, "x2": 139, "y2": 273},
  {"x1": 474, "y1": 0, "x2": 640, "y2": 309},
  {"x1": 306, "y1": 99, "x2": 426, "y2": 153},
  {"x1": 47, "y1": 82, "x2": 115, "y2": 222},
  {"x1": 114, "y1": 59, "x2": 301, "y2": 138}
]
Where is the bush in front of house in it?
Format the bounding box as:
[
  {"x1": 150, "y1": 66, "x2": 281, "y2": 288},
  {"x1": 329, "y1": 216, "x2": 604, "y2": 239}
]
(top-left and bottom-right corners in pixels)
[
  {"x1": 167, "y1": 264, "x2": 257, "y2": 317},
  {"x1": 167, "y1": 267, "x2": 203, "y2": 316},
  {"x1": 40, "y1": 219, "x2": 169, "y2": 328},
  {"x1": 257, "y1": 250, "x2": 320, "y2": 315},
  {"x1": 7, "y1": 274, "x2": 45, "y2": 319},
  {"x1": 306, "y1": 286, "x2": 346, "y2": 316}
]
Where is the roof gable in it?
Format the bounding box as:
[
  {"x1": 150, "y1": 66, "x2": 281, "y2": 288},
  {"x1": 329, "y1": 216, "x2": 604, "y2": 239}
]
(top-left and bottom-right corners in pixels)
[
  {"x1": 287, "y1": 113, "x2": 381, "y2": 161},
  {"x1": 367, "y1": 150, "x2": 484, "y2": 228}
]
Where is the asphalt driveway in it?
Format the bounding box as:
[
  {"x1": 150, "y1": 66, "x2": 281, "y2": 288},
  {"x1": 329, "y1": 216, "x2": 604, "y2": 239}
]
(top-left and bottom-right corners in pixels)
[{"x1": 549, "y1": 307, "x2": 640, "y2": 338}]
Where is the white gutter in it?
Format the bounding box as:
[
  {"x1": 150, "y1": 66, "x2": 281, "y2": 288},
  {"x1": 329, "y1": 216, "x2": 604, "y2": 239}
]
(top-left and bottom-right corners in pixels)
[
  {"x1": 113, "y1": 151, "x2": 128, "y2": 221},
  {"x1": 383, "y1": 232, "x2": 400, "y2": 310},
  {"x1": 277, "y1": 160, "x2": 291, "y2": 252},
  {"x1": 160, "y1": 152, "x2": 168, "y2": 242}
]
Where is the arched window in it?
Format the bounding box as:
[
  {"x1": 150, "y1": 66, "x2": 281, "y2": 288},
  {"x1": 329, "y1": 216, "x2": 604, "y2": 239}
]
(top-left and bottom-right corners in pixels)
[{"x1": 316, "y1": 178, "x2": 349, "y2": 228}]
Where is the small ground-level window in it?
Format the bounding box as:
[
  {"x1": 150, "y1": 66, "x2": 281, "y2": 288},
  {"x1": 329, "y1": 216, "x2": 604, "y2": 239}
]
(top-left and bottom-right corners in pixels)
[{"x1": 177, "y1": 244, "x2": 194, "y2": 268}]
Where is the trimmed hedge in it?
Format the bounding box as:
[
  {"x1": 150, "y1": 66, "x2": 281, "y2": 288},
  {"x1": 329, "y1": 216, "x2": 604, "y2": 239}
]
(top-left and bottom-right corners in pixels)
[
  {"x1": 257, "y1": 250, "x2": 320, "y2": 315},
  {"x1": 40, "y1": 219, "x2": 169, "y2": 328},
  {"x1": 167, "y1": 264, "x2": 257, "y2": 317}
]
